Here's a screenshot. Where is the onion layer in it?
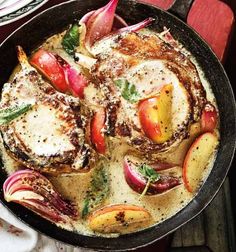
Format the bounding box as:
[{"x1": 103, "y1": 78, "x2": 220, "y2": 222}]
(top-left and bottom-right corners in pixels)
[
  {"x1": 124, "y1": 156, "x2": 181, "y2": 195},
  {"x1": 3, "y1": 170, "x2": 77, "y2": 223}
]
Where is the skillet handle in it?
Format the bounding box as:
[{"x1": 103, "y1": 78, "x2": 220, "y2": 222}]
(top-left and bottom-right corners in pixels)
[{"x1": 168, "y1": 0, "x2": 194, "y2": 21}]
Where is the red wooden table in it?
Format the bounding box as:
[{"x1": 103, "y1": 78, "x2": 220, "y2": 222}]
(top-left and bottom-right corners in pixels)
[{"x1": 0, "y1": 0, "x2": 234, "y2": 251}]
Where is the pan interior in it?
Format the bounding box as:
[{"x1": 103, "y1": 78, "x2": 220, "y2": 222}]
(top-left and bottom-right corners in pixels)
[{"x1": 0, "y1": 0, "x2": 235, "y2": 250}]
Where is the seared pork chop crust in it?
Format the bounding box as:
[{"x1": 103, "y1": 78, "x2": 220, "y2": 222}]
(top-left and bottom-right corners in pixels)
[
  {"x1": 0, "y1": 31, "x2": 208, "y2": 172},
  {"x1": 0, "y1": 65, "x2": 94, "y2": 174},
  {"x1": 92, "y1": 32, "x2": 207, "y2": 153}
]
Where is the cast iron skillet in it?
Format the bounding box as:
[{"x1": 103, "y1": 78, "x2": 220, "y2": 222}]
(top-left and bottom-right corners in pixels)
[{"x1": 0, "y1": 0, "x2": 235, "y2": 251}]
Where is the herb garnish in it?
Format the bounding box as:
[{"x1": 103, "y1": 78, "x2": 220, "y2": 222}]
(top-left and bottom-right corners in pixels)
[
  {"x1": 82, "y1": 167, "x2": 109, "y2": 218},
  {"x1": 0, "y1": 104, "x2": 32, "y2": 126},
  {"x1": 114, "y1": 79, "x2": 140, "y2": 103},
  {"x1": 62, "y1": 24, "x2": 81, "y2": 56},
  {"x1": 138, "y1": 163, "x2": 160, "y2": 198}
]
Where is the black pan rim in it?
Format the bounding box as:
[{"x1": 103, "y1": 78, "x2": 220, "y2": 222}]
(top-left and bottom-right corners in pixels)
[{"x1": 0, "y1": 0, "x2": 235, "y2": 251}]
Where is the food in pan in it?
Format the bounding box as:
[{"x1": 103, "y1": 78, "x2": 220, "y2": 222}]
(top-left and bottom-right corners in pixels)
[{"x1": 0, "y1": 0, "x2": 219, "y2": 236}]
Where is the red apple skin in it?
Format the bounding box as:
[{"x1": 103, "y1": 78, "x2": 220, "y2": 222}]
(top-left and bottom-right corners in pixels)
[
  {"x1": 30, "y1": 49, "x2": 68, "y2": 93},
  {"x1": 201, "y1": 103, "x2": 217, "y2": 132},
  {"x1": 183, "y1": 167, "x2": 192, "y2": 193},
  {"x1": 138, "y1": 84, "x2": 172, "y2": 143},
  {"x1": 138, "y1": 97, "x2": 161, "y2": 141},
  {"x1": 89, "y1": 204, "x2": 149, "y2": 220},
  {"x1": 91, "y1": 108, "x2": 106, "y2": 154}
]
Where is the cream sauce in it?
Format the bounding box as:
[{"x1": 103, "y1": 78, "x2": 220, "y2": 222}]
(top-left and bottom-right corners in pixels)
[{"x1": 1, "y1": 29, "x2": 219, "y2": 237}]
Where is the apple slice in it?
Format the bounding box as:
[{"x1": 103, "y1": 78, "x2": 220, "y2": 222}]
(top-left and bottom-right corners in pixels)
[
  {"x1": 31, "y1": 49, "x2": 88, "y2": 98},
  {"x1": 201, "y1": 103, "x2": 218, "y2": 132},
  {"x1": 88, "y1": 204, "x2": 151, "y2": 233},
  {"x1": 90, "y1": 108, "x2": 106, "y2": 154},
  {"x1": 183, "y1": 132, "x2": 219, "y2": 193},
  {"x1": 138, "y1": 84, "x2": 173, "y2": 144},
  {"x1": 30, "y1": 49, "x2": 68, "y2": 93}
]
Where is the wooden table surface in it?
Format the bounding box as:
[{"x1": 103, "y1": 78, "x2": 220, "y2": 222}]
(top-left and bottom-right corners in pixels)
[{"x1": 0, "y1": 1, "x2": 235, "y2": 252}]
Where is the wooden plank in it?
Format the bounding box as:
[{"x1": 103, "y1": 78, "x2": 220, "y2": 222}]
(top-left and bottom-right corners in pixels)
[
  {"x1": 171, "y1": 179, "x2": 235, "y2": 251},
  {"x1": 135, "y1": 236, "x2": 171, "y2": 252},
  {"x1": 181, "y1": 214, "x2": 205, "y2": 247},
  {"x1": 171, "y1": 246, "x2": 210, "y2": 252},
  {"x1": 204, "y1": 182, "x2": 229, "y2": 252},
  {"x1": 172, "y1": 204, "x2": 205, "y2": 248},
  {"x1": 187, "y1": 0, "x2": 234, "y2": 61},
  {"x1": 172, "y1": 228, "x2": 183, "y2": 247},
  {"x1": 223, "y1": 179, "x2": 236, "y2": 252},
  {"x1": 140, "y1": 0, "x2": 174, "y2": 10}
]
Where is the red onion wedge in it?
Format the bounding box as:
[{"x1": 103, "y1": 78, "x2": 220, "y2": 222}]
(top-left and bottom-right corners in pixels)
[
  {"x1": 113, "y1": 14, "x2": 128, "y2": 29},
  {"x1": 79, "y1": 10, "x2": 94, "y2": 24},
  {"x1": 52, "y1": 52, "x2": 88, "y2": 98},
  {"x1": 78, "y1": 7, "x2": 128, "y2": 56},
  {"x1": 78, "y1": 0, "x2": 153, "y2": 54},
  {"x1": 149, "y1": 162, "x2": 178, "y2": 171},
  {"x1": 3, "y1": 170, "x2": 77, "y2": 223},
  {"x1": 80, "y1": 10, "x2": 127, "y2": 30},
  {"x1": 80, "y1": 0, "x2": 119, "y2": 49},
  {"x1": 124, "y1": 156, "x2": 181, "y2": 195},
  {"x1": 116, "y1": 17, "x2": 154, "y2": 34}
]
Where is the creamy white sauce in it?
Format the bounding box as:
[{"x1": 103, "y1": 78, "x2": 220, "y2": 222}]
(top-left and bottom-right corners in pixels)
[{"x1": 1, "y1": 29, "x2": 219, "y2": 237}]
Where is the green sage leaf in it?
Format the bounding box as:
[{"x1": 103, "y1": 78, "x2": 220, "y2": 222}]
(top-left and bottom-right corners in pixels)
[
  {"x1": 62, "y1": 24, "x2": 80, "y2": 56},
  {"x1": 114, "y1": 79, "x2": 140, "y2": 103},
  {"x1": 0, "y1": 104, "x2": 32, "y2": 126},
  {"x1": 138, "y1": 163, "x2": 160, "y2": 183},
  {"x1": 82, "y1": 167, "x2": 109, "y2": 218},
  {"x1": 138, "y1": 163, "x2": 160, "y2": 198}
]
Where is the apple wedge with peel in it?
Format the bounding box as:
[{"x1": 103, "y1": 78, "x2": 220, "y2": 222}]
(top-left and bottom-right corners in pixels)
[
  {"x1": 201, "y1": 103, "x2": 218, "y2": 132},
  {"x1": 30, "y1": 48, "x2": 68, "y2": 93},
  {"x1": 183, "y1": 132, "x2": 219, "y2": 193},
  {"x1": 30, "y1": 49, "x2": 88, "y2": 98},
  {"x1": 138, "y1": 84, "x2": 173, "y2": 144},
  {"x1": 90, "y1": 108, "x2": 106, "y2": 154},
  {"x1": 88, "y1": 204, "x2": 151, "y2": 233}
]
